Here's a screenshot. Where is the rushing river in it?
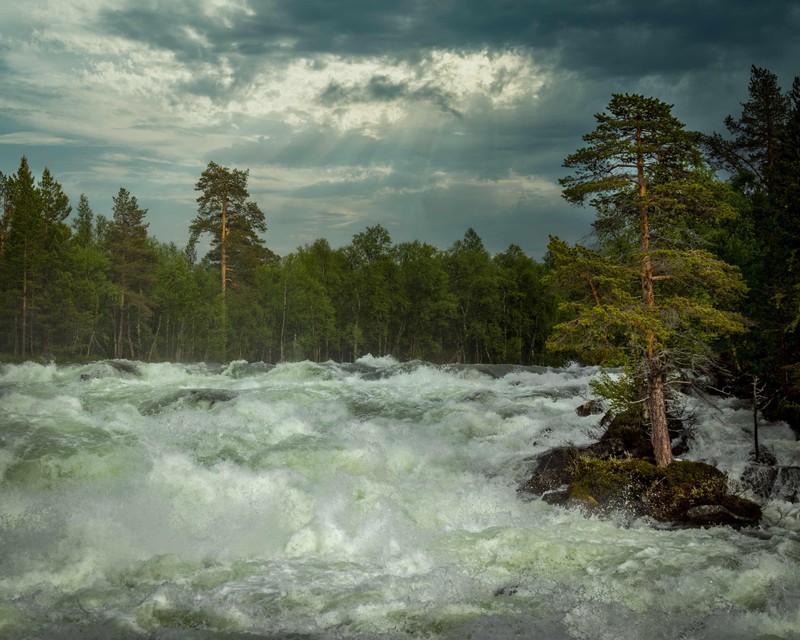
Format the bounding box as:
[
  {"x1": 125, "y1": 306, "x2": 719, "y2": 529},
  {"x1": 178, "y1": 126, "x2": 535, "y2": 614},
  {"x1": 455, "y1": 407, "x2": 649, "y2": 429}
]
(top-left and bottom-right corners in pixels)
[{"x1": 1, "y1": 357, "x2": 799, "y2": 639}]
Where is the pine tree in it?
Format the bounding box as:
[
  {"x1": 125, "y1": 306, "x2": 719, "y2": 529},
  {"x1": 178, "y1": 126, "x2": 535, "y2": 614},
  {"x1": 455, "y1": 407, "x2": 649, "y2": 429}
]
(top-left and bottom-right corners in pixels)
[
  {"x1": 72, "y1": 194, "x2": 95, "y2": 248},
  {"x1": 709, "y1": 65, "x2": 790, "y2": 194},
  {"x1": 774, "y1": 75, "x2": 800, "y2": 255},
  {"x1": 0, "y1": 171, "x2": 7, "y2": 253},
  {"x1": 189, "y1": 162, "x2": 268, "y2": 359},
  {"x1": 707, "y1": 68, "x2": 799, "y2": 392},
  {"x1": 107, "y1": 187, "x2": 155, "y2": 359},
  {"x1": 67, "y1": 194, "x2": 112, "y2": 356},
  {"x1": 189, "y1": 161, "x2": 267, "y2": 296},
  {"x1": 556, "y1": 94, "x2": 748, "y2": 467},
  {"x1": 0, "y1": 157, "x2": 42, "y2": 357},
  {"x1": 36, "y1": 167, "x2": 72, "y2": 352},
  {"x1": 770, "y1": 75, "x2": 800, "y2": 391}
]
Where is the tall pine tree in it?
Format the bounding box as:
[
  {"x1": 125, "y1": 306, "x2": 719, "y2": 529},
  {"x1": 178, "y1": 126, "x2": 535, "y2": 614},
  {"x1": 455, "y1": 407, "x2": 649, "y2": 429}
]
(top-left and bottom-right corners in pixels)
[
  {"x1": 189, "y1": 161, "x2": 267, "y2": 296},
  {"x1": 36, "y1": 167, "x2": 72, "y2": 352},
  {"x1": 0, "y1": 157, "x2": 42, "y2": 357},
  {"x1": 556, "y1": 94, "x2": 748, "y2": 466},
  {"x1": 107, "y1": 188, "x2": 155, "y2": 359},
  {"x1": 716, "y1": 65, "x2": 790, "y2": 193}
]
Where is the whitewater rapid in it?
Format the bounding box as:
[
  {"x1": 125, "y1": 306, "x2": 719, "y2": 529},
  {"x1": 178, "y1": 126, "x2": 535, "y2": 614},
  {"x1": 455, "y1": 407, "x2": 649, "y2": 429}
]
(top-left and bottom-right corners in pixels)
[{"x1": 0, "y1": 357, "x2": 798, "y2": 639}]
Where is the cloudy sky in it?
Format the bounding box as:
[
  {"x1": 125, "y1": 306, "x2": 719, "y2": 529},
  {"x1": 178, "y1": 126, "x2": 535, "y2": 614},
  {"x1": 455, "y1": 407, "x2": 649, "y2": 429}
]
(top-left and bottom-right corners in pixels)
[{"x1": 1, "y1": 1, "x2": 798, "y2": 258}]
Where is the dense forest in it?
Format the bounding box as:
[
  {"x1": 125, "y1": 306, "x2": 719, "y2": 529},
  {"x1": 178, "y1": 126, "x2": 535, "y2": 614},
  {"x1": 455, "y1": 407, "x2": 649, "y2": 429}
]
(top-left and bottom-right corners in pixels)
[
  {"x1": 1, "y1": 66, "x2": 799, "y2": 418},
  {"x1": 0, "y1": 162, "x2": 555, "y2": 366}
]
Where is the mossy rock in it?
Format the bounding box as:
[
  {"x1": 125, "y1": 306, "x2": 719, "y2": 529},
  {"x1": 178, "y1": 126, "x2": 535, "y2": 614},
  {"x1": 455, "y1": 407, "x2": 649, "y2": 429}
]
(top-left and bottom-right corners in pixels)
[
  {"x1": 518, "y1": 409, "x2": 761, "y2": 528},
  {"x1": 558, "y1": 455, "x2": 762, "y2": 527},
  {"x1": 644, "y1": 461, "x2": 728, "y2": 521},
  {"x1": 598, "y1": 410, "x2": 653, "y2": 459},
  {"x1": 596, "y1": 408, "x2": 690, "y2": 459},
  {"x1": 567, "y1": 455, "x2": 660, "y2": 510}
]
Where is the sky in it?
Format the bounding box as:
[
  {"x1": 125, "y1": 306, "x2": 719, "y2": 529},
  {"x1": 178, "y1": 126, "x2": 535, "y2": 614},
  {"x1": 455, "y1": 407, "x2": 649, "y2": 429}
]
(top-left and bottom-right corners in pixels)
[{"x1": 1, "y1": 1, "x2": 798, "y2": 259}]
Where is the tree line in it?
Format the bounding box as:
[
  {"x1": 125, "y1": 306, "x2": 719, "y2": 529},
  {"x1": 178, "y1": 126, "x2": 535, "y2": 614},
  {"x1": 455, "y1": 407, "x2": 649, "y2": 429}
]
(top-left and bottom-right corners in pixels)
[
  {"x1": 1, "y1": 66, "x2": 799, "y2": 431},
  {"x1": 0, "y1": 160, "x2": 555, "y2": 364}
]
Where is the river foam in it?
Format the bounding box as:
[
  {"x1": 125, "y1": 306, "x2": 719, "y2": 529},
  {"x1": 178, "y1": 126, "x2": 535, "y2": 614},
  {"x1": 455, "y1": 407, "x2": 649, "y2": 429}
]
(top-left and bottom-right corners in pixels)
[{"x1": 1, "y1": 358, "x2": 798, "y2": 639}]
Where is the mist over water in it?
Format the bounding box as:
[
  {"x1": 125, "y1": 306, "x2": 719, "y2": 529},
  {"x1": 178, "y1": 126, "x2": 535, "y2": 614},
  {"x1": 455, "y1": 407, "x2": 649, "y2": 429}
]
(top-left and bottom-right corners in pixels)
[{"x1": 1, "y1": 357, "x2": 799, "y2": 639}]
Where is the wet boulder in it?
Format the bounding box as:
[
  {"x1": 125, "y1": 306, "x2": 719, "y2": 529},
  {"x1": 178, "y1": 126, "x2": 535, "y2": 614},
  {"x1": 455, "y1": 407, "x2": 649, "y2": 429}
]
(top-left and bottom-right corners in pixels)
[
  {"x1": 576, "y1": 399, "x2": 605, "y2": 417},
  {"x1": 518, "y1": 446, "x2": 576, "y2": 496},
  {"x1": 740, "y1": 446, "x2": 800, "y2": 503},
  {"x1": 684, "y1": 503, "x2": 763, "y2": 527},
  {"x1": 519, "y1": 411, "x2": 762, "y2": 528},
  {"x1": 141, "y1": 388, "x2": 239, "y2": 414},
  {"x1": 80, "y1": 359, "x2": 141, "y2": 381},
  {"x1": 521, "y1": 454, "x2": 762, "y2": 528}
]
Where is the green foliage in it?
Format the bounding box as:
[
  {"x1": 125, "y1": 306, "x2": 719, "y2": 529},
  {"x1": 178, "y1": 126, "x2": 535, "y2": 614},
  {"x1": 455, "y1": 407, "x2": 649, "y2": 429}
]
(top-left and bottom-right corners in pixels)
[
  {"x1": 550, "y1": 93, "x2": 749, "y2": 386},
  {"x1": 71, "y1": 194, "x2": 94, "y2": 248},
  {"x1": 714, "y1": 65, "x2": 789, "y2": 192},
  {"x1": 588, "y1": 364, "x2": 642, "y2": 416},
  {"x1": 106, "y1": 188, "x2": 156, "y2": 359},
  {"x1": 554, "y1": 93, "x2": 752, "y2": 467},
  {"x1": 493, "y1": 244, "x2": 555, "y2": 364},
  {"x1": 702, "y1": 66, "x2": 800, "y2": 427},
  {"x1": 189, "y1": 161, "x2": 267, "y2": 294},
  {"x1": 395, "y1": 240, "x2": 455, "y2": 361}
]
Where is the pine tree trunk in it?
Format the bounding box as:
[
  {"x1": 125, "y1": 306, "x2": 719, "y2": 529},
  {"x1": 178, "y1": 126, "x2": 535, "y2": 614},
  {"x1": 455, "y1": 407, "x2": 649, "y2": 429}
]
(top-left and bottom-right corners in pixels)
[
  {"x1": 220, "y1": 199, "x2": 227, "y2": 295},
  {"x1": 280, "y1": 277, "x2": 288, "y2": 362},
  {"x1": 148, "y1": 315, "x2": 161, "y2": 362},
  {"x1": 636, "y1": 125, "x2": 672, "y2": 467},
  {"x1": 115, "y1": 290, "x2": 125, "y2": 359},
  {"x1": 21, "y1": 246, "x2": 28, "y2": 358},
  {"x1": 647, "y1": 356, "x2": 672, "y2": 467}
]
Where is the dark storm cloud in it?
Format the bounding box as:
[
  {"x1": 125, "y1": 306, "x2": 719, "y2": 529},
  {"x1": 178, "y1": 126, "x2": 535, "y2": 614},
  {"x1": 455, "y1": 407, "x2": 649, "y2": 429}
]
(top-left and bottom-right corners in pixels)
[
  {"x1": 98, "y1": 1, "x2": 799, "y2": 76},
  {"x1": 2, "y1": 0, "x2": 799, "y2": 259}
]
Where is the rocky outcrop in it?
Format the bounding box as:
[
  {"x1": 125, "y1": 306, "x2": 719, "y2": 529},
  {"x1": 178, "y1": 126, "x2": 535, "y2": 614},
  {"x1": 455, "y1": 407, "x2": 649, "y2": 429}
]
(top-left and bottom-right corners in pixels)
[
  {"x1": 575, "y1": 399, "x2": 605, "y2": 417},
  {"x1": 519, "y1": 411, "x2": 762, "y2": 528}
]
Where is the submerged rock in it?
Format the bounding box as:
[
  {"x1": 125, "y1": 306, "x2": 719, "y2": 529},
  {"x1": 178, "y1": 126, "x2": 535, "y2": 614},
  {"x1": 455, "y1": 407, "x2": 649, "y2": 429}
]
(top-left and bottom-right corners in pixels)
[
  {"x1": 741, "y1": 462, "x2": 779, "y2": 500},
  {"x1": 518, "y1": 446, "x2": 575, "y2": 495},
  {"x1": 684, "y1": 503, "x2": 762, "y2": 527},
  {"x1": 80, "y1": 359, "x2": 141, "y2": 381},
  {"x1": 142, "y1": 388, "x2": 239, "y2": 414},
  {"x1": 773, "y1": 466, "x2": 800, "y2": 502}
]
